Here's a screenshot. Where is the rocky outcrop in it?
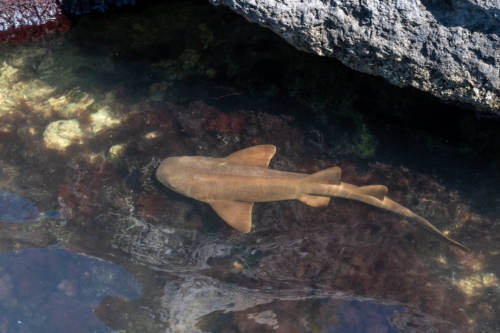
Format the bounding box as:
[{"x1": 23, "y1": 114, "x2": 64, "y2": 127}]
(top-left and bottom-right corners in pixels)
[
  {"x1": 0, "y1": 0, "x2": 135, "y2": 44},
  {"x1": 208, "y1": 0, "x2": 500, "y2": 114},
  {"x1": 0, "y1": 0, "x2": 70, "y2": 44}
]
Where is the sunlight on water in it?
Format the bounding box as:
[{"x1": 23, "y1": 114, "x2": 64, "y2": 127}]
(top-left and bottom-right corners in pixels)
[{"x1": 0, "y1": 0, "x2": 499, "y2": 332}]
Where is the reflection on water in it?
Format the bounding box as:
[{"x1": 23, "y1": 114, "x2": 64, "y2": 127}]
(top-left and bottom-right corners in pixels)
[
  {"x1": 0, "y1": 248, "x2": 142, "y2": 333},
  {"x1": 197, "y1": 296, "x2": 405, "y2": 332},
  {"x1": 161, "y1": 276, "x2": 460, "y2": 333},
  {"x1": 0, "y1": 0, "x2": 499, "y2": 332}
]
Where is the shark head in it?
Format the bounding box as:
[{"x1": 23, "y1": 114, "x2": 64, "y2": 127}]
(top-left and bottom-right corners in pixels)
[{"x1": 156, "y1": 156, "x2": 185, "y2": 192}]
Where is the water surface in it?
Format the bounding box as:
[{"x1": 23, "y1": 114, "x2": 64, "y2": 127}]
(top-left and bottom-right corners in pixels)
[{"x1": 0, "y1": 0, "x2": 499, "y2": 332}]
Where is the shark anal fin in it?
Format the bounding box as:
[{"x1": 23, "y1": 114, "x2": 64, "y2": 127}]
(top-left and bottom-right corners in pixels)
[
  {"x1": 224, "y1": 145, "x2": 276, "y2": 168},
  {"x1": 303, "y1": 167, "x2": 342, "y2": 185},
  {"x1": 299, "y1": 195, "x2": 330, "y2": 207},
  {"x1": 352, "y1": 185, "x2": 388, "y2": 201},
  {"x1": 208, "y1": 200, "x2": 254, "y2": 233}
]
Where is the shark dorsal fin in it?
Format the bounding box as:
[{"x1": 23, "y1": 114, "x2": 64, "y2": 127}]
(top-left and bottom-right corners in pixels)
[
  {"x1": 208, "y1": 200, "x2": 254, "y2": 233},
  {"x1": 224, "y1": 145, "x2": 276, "y2": 168},
  {"x1": 352, "y1": 185, "x2": 388, "y2": 201},
  {"x1": 303, "y1": 167, "x2": 342, "y2": 185}
]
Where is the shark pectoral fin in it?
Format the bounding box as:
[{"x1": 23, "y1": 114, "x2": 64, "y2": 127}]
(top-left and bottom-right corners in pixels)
[
  {"x1": 223, "y1": 145, "x2": 276, "y2": 168},
  {"x1": 303, "y1": 167, "x2": 342, "y2": 185},
  {"x1": 352, "y1": 185, "x2": 388, "y2": 201},
  {"x1": 299, "y1": 195, "x2": 330, "y2": 207},
  {"x1": 208, "y1": 200, "x2": 254, "y2": 233}
]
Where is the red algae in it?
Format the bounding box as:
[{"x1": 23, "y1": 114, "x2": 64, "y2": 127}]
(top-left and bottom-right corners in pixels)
[
  {"x1": 137, "y1": 193, "x2": 164, "y2": 219},
  {"x1": 57, "y1": 157, "x2": 112, "y2": 218},
  {"x1": 144, "y1": 110, "x2": 173, "y2": 130},
  {"x1": 204, "y1": 110, "x2": 246, "y2": 134}
]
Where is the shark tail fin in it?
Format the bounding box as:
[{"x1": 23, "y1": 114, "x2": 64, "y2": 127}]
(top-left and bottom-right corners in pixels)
[
  {"x1": 351, "y1": 185, "x2": 388, "y2": 201},
  {"x1": 303, "y1": 167, "x2": 342, "y2": 185}
]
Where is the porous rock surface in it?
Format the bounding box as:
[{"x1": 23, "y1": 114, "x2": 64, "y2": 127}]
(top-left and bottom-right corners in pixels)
[
  {"x1": 0, "y1": 0, "x2": 134, "y2": 44},
  {"x1": 0, "y1": 0, "x2": 69, "y2": 44},
  {"x1": 208, "y1": 0, "x2": 500, "y2": 114}
]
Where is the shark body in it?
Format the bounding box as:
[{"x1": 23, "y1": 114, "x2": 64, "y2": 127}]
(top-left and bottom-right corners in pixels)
[{"x1": 156, "y1": 145, "x2": 470, "y2": 252}]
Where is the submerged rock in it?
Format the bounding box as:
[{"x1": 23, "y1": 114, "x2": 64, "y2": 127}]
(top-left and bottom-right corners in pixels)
[
  {"x1": 208, "y1": 0, "x2": 500, "y2": 114},
  {"x1": 90, "y1": 107, "x2": 121, "y2": 134},
  {"x1": 109, "y1": 144, "x2": 126, "y2": 161},
  {"x1": 0, "y1": 190, "x2": 60, "y2": 223},
  {"x1": 0, "y1": 0, "x2": 140, "y2": 44},
  {"x1": 43, "y1": 119, "x2": 83, "y2": 150}
]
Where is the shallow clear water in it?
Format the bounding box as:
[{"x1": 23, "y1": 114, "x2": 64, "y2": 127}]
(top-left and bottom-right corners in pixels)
[
  {"x1": 0, "y1": 248, "x2": 142, "y2": 333},
  {"x1": 0, "y1": 0, "x2": 499, "y2": 332}
]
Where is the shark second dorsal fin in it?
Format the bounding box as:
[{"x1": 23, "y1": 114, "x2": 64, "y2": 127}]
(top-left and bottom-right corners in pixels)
[
  {"x1": 208, "y1": 200, "x2": 254, "y2": 233},
  {"x1": 303, "y1": 167, "x2": 342, "y2": 185},
  {"x1": 352, "y1": 185, "x2": 388, "y2": 201},
  {"x1": 224, "y1": 145, "x2": 276, "y2": 168}
]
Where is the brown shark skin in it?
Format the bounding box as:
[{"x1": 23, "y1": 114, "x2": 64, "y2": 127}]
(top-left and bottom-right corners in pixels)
[{"x1": 156, "y1": 145, "x2": 470, "y2": 252}]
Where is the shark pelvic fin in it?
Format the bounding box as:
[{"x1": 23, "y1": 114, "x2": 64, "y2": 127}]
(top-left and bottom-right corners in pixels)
[
  {"x1": 303, "y1": 167, "x2": 342, "y2": 185},
  {"x1": 224, "y1": 145, "x2": 276, "y2": 168},
  {"x1": 352, "y1": 185, "x2": 388, "y2": 201},
  {"x1": 208, "y1": 200, "x2": 254, "y2": 233},
  {"x1": 299, "y1": 195, "x2": 330, "y2": 207}
]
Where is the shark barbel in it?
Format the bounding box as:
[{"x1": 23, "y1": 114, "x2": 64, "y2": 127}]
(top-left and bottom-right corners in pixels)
[{"x1": 156, "y1": 145, "x2": 470, "y2": 252}]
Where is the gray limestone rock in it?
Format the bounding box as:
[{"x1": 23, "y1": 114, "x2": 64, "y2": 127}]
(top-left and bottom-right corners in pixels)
[{"x1": 208, "y1": 0, "x2": 500, "y2": 114}]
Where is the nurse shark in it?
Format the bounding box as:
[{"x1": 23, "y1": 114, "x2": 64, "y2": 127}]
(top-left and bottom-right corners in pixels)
[{"x1": 156, "y1": 145, "x2": 469, "y2": 252}]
